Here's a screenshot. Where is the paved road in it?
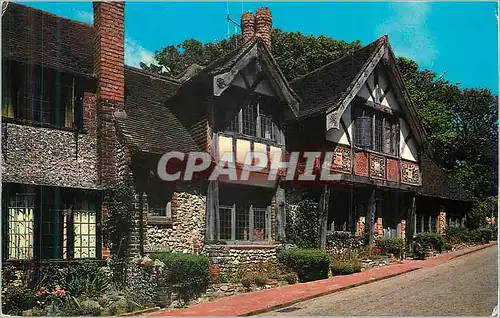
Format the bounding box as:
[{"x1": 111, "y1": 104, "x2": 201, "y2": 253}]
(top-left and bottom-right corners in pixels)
[{"x1": 262, "y1": 246, "x2": 498, "y2": 316}]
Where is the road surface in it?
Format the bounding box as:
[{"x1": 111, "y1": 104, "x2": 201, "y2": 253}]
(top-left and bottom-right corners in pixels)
[{"x1": 262, "y1": 245, "x2": 498, "y2": 316}]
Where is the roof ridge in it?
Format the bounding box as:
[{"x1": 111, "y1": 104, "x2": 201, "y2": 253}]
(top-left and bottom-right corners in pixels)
[
  {"x1": 9, "y1": 2, "x2": 94, "y2": 28},
  {"x1": 125, "y1": 65, "x2": 181, "y2": 85}
]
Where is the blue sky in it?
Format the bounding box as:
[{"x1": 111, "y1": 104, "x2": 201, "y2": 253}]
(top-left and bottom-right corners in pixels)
[{"x1": 21, "y1": 1, "x2": 499, "y2": 94}]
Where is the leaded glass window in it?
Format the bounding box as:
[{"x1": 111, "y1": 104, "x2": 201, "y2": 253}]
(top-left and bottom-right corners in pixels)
[{"x1": 8, "y1": 194, "x2": 34, "y2": 260}]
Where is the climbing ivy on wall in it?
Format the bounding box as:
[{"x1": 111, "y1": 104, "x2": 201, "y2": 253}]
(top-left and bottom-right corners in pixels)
[{"x1": 102, "y1": 181, "x2": 135, "y2": 285}]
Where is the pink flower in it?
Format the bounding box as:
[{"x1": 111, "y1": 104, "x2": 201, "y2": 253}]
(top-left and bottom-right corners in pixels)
[
  {"x1": 37, "y1": 287, "x2": 49, "y2": 297},
  {"x1": 52, "y1": 286, "x2": 66, "y2": 297}
]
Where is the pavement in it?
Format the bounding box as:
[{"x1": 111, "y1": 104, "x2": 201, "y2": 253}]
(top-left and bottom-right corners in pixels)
[
  {"x1": 147, "y1": 242, "x2": 497, "y2": 316},
  {"x1": 265, "y1": 244, "x2": 498, "y2": 316}
]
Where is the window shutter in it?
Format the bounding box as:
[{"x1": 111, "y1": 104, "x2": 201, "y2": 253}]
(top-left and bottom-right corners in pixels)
[{"x1": 355, "y1": 116, "x2": 372, "y2": 148}]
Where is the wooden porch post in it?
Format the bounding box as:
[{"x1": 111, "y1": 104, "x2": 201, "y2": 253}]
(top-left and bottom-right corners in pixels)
[
  {"x1": 206, "y1": 180, "x2": 219, "y2": 241},
  {"x1": 367, "y1": 188, "x2": 376, "y2": 246},
  {"x1": 407, "y1": 193, "x2": 416, "y2": 252},
  {"x1": 348, "y1": 185, "x2": 354, "y2": 234},
  {"x1": 275, "y1": 185, "x2": 286, "y2": 242},
  {"x1": 319, "y1": 186, "x2": 330, "y2": 249}
]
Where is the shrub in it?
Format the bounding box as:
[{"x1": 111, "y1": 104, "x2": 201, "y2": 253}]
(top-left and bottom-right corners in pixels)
[
  {"x1": 281, "y1": 273, "x2": 297, "y2": 285},
  {"x1": 150, "y1": 252, "x2": 210, "y2": 302},
  {"x1": 414, "y1": 232, "x2": 445, "y2": 253},
  {"x1": 277, "y1": 248, "x2": 330, "y2": 282},
  {"x1": 445, "y1": 227, "x2": 470, "y2": 244},
  {"x1": 470, "y1": 228, "x2": 492, "y2": 243},
  {"x1": 252, "y1": 274, "x2": 268, "y2": 287},
  {"x1": 64, "y1": 261, "x2": 110, "y2": 298},
  {"x1": 330, "y1": 260, "x2": 362, "y2": 276},
  {"x1": 375, "y1": 238, "x2": 405, "y2": 258},
  {"x1": 240, "y1": 275, "x2": 252, "y2": 288}
]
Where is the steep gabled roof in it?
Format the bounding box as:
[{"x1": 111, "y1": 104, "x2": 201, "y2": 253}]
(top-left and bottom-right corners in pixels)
[
  {"x1": 182, "y1": 37, "x2": 301, "y2": 116},
  {"x1": 419, "y1": 154, "x2": 473, "y2": 202},
  {"x1": 291, "y1": 37, "x2": 383, "y2": 119},
  {"x1": 2, "y1": 2, "x2": 94, "y2": 77},
  {"x1": 115, "y1": 66, "x2": 200, "y2": 154},
  {"x1": 291, "y1": 35, "x2": 429, "y2": 149}
]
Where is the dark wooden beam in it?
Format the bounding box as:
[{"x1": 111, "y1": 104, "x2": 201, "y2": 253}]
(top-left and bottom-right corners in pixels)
[
  {"x1": 367, "y1": 188, "x2": 376, "y2": 246},
  {"x1": 239, "y1": 71, "x2": 251, "y2": 90},
  {"x1": 319, "y1": 185, "x2": 330, "y2": 249},
  {"x1": 354, "y1": 96, "x2": 395, "y2": 115},
  {"x1": 374, "y1": 66, "x2": 380, "y2": 103},
  {"x1": 404, "y1": 132, "x2": 413, "y2": 144},
  {"x1": 364, "y1": 81, "x2": 376, "y2": 102},
  {"x1": 340, "y1": 118, "x2": 352, "y2": 145},
  {"x1": 380, "y1": 83, "x2": 393, "y2": 102}
]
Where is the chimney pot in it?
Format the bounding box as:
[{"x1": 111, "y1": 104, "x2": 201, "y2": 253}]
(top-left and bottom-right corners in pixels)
[
  {"x1": 241, "y1": 11, "x2": 255, "y2": 43},
  {"x1": 255, "y1": 7, "x2": 272, "y2": 50}
]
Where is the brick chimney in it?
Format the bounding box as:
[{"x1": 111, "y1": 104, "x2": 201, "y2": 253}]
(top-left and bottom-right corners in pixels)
[
  {"x1": 241, "y1": 11, "x2": 255, "y2": 43},
  {"x1": 93, "y1": 1, "x2": 125, "y2": 186},
  {"x1": 255, "y1": 7, "x2": 272, "y2": 50}
]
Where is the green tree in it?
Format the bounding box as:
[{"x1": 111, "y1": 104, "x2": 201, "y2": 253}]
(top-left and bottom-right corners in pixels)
[{"x1": 140, "y1": 29, "x2": 361, "y2": 81}]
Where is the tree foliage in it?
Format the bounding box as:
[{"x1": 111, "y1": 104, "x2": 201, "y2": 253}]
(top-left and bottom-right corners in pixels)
[
  {"x1": 142, "y1": 28, "x2": 498, "y2": 201},
  {"x1": 141, "y1": 29, "x2": 361, "y2": 81}
]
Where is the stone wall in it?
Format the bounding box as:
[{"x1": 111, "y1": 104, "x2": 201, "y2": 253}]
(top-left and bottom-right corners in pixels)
[
  {"x1": 1, "y1": 123, "x2": 98, "y2": 189},
  {"x1": 145, "y1": 191, "x2": 206, "y2": 254},
  {"x1": 325, "y1": 231, "x2": 364, "y2": 254},
  {"x1": 203, "y1": 244, "x2": 277, "y2": 275}
]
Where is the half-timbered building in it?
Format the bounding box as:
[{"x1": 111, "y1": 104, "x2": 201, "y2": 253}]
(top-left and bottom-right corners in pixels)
[{"x1": 1, "y1": 3, "x2": 472, "y2": 269}]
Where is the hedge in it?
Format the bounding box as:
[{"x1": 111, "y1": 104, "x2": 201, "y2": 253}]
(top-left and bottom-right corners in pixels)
[
  {"x1": 330, "y1": 260, "x2": 362, "y2": 276},
  {"x1": 149, "y1": 252, "x2": 210, "y2": 302},
  {"x1": 375, "y1": 238, "x2": 405, "y2": 258},
  {"x1": 445, "y1": 227, "x2": 493, "y2": 244},
  {"x1": 277, "y1": 248, "x2": 330, "y2": 282}
]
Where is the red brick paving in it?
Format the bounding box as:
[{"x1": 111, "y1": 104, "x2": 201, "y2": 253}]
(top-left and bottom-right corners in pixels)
[{"x1": 147, "y1": 242, "x2": 497, "y2": 317}]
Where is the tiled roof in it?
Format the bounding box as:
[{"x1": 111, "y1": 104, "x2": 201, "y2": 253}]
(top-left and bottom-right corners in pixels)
[
  {"x1": 419, "y1": 154, "x2": 472, "y2": 202},
  {"x1": 2, "y1": 2, "x2": 94, "y2": 77},
  {"x1": 290, "y1": 37, "x2": 384, "y2": 119},
  {"x1": 116, "y1": 66, "x2": 200, "y2": 154}
]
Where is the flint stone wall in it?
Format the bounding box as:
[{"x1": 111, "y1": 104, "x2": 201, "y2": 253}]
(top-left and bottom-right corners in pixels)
[
  {"x1": 326, "y1": 231, "x2": 365, "y2": 254},
  {"x1": 1, "y1": 123, "x2": 99, "y2": 189},
  {"x1": 204, "y1": 244, "x2": 277, "y2": 275},
  {"x1": 145, "y1": 192, "x2": 206, "y2": 254}
]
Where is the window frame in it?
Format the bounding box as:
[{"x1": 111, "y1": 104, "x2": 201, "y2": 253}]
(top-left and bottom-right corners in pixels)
[
  {"x1": 216, "y1": 184, "x2": 273, "y2": 244},
  {"x1": 354, "y1": 106, "x2": 400, "y2": 157},
  {"x1": 222, "y1": 99, "x2": 285, "y2": 146},
  {"x1": 2, "y1": 184, "x2": 101, "y2": 262},
  {"x1": 2, "y1": 59, "x2": 86, "y2": 132},
  {"x1": 216, "y1": 204, "x2": 271, "y2": 243}
]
